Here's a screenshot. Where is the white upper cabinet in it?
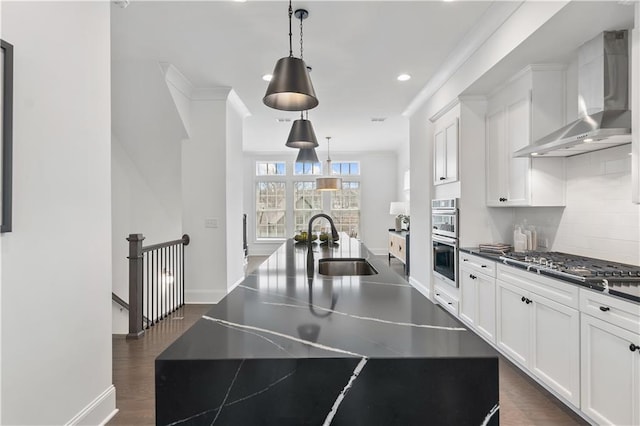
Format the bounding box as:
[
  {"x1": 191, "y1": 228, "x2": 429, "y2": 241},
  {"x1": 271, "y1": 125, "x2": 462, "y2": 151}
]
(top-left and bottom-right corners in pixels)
[
  {"x1": 486, "y1": 66, "x2": 567, "y2": 207},
  {"x1": 432, "y1": 106, "x2": 459, "y2": 185}
]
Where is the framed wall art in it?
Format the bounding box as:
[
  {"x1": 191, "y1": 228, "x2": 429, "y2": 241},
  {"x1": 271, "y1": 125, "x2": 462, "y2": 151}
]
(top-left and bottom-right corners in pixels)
[{"x1": 1, "y1": 39, "x2": 13, "y2": 233}]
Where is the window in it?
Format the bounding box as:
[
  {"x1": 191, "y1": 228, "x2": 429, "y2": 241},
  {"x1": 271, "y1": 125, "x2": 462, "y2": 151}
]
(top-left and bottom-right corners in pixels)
[
  {"x1": 294, "y1": 162, "x2": 322, "y2": 175},
  {"x1": 331, "y1": 161, "x2": 360, "y2": 176},
  {"x1": 331, "y1": 181, "x2": 361, "y2": 237},
  {"x1": 256, "y1": 181, "x2": 286, "y2": 238},
  {"x1": 293, "y1": 181, "x2": 323, "y2": 233},
  {"x1": 256, "y1": 161, "x2": 286, "y2": 176}
]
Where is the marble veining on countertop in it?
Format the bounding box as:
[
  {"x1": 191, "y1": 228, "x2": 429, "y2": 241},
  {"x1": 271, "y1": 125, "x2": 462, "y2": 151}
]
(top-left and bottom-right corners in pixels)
[{"x1": 158, "y1": 237, "x2": 496, "y2": 361}]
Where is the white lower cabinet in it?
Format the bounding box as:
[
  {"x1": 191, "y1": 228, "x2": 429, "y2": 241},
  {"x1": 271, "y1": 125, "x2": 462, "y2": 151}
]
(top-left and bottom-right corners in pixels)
[
  {"x1": 580, "y1": 304, "x2": 640, "y2": 425},
  {"x1": 529, "y1": 292, "x2": 580, "y2": 407},
  {"x1": 496, "y1": 272, "x2": 580, "y2": 407},
  {"x1": 459, "y1": 256, "x2": 496, "y2": 343},
  {"x1": 496, "y1": 279, "x2": 531, "y2": 366}
]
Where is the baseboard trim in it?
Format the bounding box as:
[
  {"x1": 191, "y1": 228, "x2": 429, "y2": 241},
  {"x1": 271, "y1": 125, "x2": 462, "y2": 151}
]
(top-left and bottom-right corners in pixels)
[
  {"x1": 65, "y1": 385, "x2": 117, "y2": 426},
  {"x1": 410, "y1": 277, "x2": 431, "y2": 301},
  {"x1": 227, "y1": 276, "x2": 245, "y2": 294},
  {"x1": 185, "y1": 289, "x2": 227, "y2": 304}
]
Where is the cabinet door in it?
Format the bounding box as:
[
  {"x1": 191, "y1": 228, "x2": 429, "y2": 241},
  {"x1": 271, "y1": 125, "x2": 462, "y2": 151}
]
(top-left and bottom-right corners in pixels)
[
  {"x1": 459, "y1": 267, "x2": 476, "y2": 326},
  {"x1": 434, "y1": 129, "x2": 446, "y2": 185},
  {"x1": 444, "y1": 120, "x2": 458, "y2": 182},
  {"x1": 475, "y1": 273, "x2": 496, "y2": 344},
  {"x1": 486, "y1": 108, "x2": 506, "y2": 205},
  {"x1": 581, "y1": 314, "x2": 640, "y2": 426},
  {"x1": 496, "y1": 279, "x2": 530, "y2": 366},
  {"x1": 530, "y1": 293, "x2": 580, "y2": 407},
  {"x1": 504, "y1": 94, "x2": 531, "y2": 205}
]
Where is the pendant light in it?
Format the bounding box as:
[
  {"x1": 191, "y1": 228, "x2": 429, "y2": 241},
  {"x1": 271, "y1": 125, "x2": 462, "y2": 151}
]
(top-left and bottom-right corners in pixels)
[
  {"x1": 295, "y1": 147, "x2": 319, "y2": 164},
  {"x1": 286, "y1": 111, "x2": 319, "y2": 148},
  {"x1": 316, "y1": 137, "x2": 342, "y2": 191},
  {"x1": 263, "y1": 3, "x2": 318, "y2": 111}
]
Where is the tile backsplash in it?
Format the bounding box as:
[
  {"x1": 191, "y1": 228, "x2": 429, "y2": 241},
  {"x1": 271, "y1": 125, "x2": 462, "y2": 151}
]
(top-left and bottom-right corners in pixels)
[{"x1": 515, "y1": 144, "x2": 640, "y2": 266}]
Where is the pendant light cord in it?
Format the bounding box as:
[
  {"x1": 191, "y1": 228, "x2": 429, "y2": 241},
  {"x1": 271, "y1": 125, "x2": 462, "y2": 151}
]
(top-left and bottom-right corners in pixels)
[
  {"x1": 299, "y1": 10, "x2": 304, "y2": 60},
  {"x1": 288, "y1": 0, "x2": 293, "y2": 57}
]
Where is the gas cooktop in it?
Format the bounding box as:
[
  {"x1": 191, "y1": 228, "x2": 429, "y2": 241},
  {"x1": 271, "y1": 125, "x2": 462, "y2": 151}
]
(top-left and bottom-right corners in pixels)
[{"x1": 498, "y1": 251, "x2": 640, "y2": 303}]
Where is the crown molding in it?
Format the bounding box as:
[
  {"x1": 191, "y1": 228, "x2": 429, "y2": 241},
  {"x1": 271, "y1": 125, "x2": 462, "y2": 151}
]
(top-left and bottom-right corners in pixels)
[{"x1": 403, "y1": 1, "x2": 523, "y2": 118}]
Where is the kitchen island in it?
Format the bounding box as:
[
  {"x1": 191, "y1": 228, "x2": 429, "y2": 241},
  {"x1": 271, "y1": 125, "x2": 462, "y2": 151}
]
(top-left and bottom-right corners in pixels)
[{"x1": 156, "y1": 236, "x2": 499, "y2": 425}]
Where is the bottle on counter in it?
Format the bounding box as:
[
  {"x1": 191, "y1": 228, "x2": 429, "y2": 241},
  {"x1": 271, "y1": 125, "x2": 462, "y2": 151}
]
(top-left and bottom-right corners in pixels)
[{"x1": 513, "y1": 226, "x2": 527, "y2": 252}]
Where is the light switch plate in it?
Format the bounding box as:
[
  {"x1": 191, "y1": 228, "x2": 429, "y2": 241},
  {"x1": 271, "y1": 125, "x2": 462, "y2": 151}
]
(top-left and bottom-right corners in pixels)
[{"x1": 205, "y1": 217, "x2": 218, "y2": 228}]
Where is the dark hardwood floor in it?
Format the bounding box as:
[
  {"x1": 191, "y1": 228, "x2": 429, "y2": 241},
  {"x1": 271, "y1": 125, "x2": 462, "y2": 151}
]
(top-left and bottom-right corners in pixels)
[{"x1": 109, "y1": 255, "x2": 587, "y2": 425}]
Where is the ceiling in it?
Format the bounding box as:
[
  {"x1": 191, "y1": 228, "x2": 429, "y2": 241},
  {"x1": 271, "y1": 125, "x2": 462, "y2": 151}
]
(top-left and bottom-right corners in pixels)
[
  {"x1": 110, "y1": 1, "x2": 636, "y2": 153},
  {"x1": 110, "y1": 0, "x2": 495, "y2": 152}
]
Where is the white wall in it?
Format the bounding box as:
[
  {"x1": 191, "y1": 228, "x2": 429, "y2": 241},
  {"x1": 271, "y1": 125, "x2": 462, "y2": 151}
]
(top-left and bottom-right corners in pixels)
[
  {"x1": 1, "y1": 2, "x2": 115, "y2": 424},
  {"x1": 182, "y1": 89, "x2": 248, "y2": 303},
  {"x1": 226, "y1": 92, "x2": 247, "y2": 291},
  {"x1": 244, "y1": 150, "x2": 398, "y2": 256},
  {"x1": 515, "y1": 145, "x2": 640, "y2": 265}
]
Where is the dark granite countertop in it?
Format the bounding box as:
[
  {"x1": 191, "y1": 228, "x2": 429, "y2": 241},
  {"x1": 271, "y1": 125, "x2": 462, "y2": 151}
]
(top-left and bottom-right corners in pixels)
[
  {"x1": 158, "y1": 237, "x2": 496, "y2": 361},
  {"x1": 459, "y1": 247, "x2": 503, "y2": 262}
]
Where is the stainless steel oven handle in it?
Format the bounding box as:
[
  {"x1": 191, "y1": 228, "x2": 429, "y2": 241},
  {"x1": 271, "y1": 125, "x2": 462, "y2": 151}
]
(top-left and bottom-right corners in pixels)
[{"x1": 431, "y1": 234, "x2": 458, "y2": 247}]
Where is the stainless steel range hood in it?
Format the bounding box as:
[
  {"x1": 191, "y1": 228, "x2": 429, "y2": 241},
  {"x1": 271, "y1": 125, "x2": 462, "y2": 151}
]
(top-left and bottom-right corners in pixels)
[{"x1": 514, "y1": 30, "x2": 631, "y2": 158}]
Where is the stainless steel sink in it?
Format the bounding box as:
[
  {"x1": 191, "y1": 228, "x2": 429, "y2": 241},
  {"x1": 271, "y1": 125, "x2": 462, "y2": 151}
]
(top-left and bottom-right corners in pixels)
[{"x1": 317, "y1": 258, "x2": 378, "y2": 276}]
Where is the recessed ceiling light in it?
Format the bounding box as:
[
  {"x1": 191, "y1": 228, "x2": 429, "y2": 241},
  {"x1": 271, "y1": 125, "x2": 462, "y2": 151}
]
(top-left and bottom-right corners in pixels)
[
  {"x1": 583, "y1": 138, "x2": 594, "y2": 143},
  {"x1": 262, "y1": 74, "x2": 273, "y2": 82},
  {"x1": 371, "y1": 118, "x2": 387, "y2": 122},
  {"x1": 276, "y1": 118, "x2": 292, "y2": 123},
  {"x1": 233, "y1": 0, "x2": 247, "y2": 3},
  {"x1": 397, "y1": 74, "x2": 411, "y2": 82}
]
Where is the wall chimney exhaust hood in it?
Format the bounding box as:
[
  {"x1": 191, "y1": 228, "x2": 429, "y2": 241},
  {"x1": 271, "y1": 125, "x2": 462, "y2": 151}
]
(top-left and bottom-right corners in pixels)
[{"x1": 514, "y1": 30, "x2": 631, "y2": 158}]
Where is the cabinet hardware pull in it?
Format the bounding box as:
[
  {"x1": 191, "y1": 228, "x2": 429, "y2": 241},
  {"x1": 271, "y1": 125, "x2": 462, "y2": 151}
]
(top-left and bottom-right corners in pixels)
[
  {"x1": 599, "y1": 306, "x2": 610, "y2": 312},
  {"x1": 521, "y1": 296, "x2": 526, "y2": 303},
  {"x1": 470, "y1": 274, "x2": 476, "y2": 279},
  {"x1": 526, "y1": 298, "x2": 532, "y2": 304},
  {"x1": 436, "y1": 293, "x2": 440, "y2": 296},
  {"x1": 440, "y1": 177, "x2": 446, "y2": 181},
  {"x1": 462, "y1": 258, "x2": 468, "y2": 262},
  {"x1": 481, "y1": 265, "x2": 487, "y2": 268},
  {"x1": 630, "y1": 343, "x2": 639, "y2": 352}
]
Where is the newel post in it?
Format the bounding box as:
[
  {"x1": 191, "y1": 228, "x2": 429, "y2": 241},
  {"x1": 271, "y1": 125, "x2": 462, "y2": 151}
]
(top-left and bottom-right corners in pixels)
[{"x1": 127, "y1": 233, "x2": 145, "y2": 339}]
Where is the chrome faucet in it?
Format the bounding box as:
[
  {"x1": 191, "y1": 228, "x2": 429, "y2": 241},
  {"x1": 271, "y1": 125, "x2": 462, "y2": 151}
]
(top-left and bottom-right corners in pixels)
[{"x1": 306, "y1": 213, "x2": 340, "y2": 275}]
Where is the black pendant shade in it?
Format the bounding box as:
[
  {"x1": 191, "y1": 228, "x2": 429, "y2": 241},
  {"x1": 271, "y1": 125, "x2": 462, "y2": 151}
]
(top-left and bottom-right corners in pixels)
[
  {"x1": 263, "y1": 57, "x2": 319, "y2": 111},
  {"x1": 286, "y1": 117, "x2": 319, "y2": 148},
  {"x1": 295, "y1": 147, "x2": 319, "y2": 164}
]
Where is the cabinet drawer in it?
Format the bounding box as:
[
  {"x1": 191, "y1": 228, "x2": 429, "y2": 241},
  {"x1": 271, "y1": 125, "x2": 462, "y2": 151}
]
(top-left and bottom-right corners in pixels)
[
  {"x1": 433, "y1": 275, "x2": 459, "y2": 317},
  {"x1": 580, "y1": 288, "x2": 640, "y2": 334},
  {"x1": 459, "y1": 252, "x2": 496, "y2": 277},
  {"x1": 389, "y1": 234, "x2": 406, "y2": 263},
  {"x1": 434, "y1": 287, "x2": 459, "y2": 317},
  {"x1": 497, "y1": 264, "x2": 579, "y2": 309}
]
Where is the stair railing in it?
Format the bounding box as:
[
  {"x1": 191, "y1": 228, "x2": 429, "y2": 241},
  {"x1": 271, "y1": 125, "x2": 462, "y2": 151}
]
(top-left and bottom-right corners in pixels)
[{"x1": 126, "y1": 233, "x2": 190, "y2": 339}]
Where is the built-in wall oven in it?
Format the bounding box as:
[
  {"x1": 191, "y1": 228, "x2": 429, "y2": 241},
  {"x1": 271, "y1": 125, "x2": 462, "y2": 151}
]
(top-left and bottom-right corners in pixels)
[{"x1": 432, "y1": 199, "x2": 458, "y2": 287}]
